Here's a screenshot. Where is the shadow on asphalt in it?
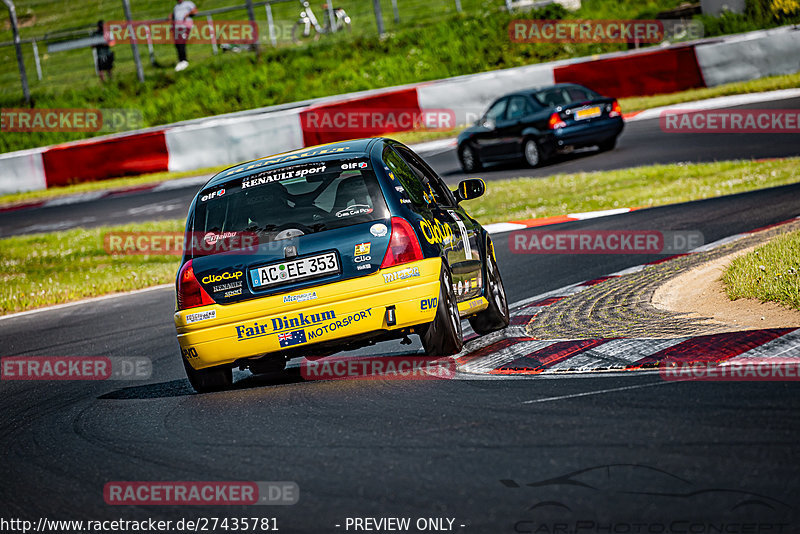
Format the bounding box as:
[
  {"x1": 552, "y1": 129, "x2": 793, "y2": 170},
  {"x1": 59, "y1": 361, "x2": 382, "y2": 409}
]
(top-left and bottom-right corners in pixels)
[
  {"x1": 98, "y1": 370, "x2": 306, "y2": 399},
  {"x1": 439, "y1": 146, "x2": 605, "y2": 177}
]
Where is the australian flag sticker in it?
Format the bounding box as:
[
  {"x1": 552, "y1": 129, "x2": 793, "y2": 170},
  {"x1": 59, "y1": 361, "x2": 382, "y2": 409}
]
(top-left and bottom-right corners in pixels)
[{"x1": 278, "y1": 329, "x2": 307, "y2": 348}]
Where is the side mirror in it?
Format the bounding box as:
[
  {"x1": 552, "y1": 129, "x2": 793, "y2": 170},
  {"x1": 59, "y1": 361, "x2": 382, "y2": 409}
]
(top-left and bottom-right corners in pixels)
[
  {"x1": 454, "y1": 179, "x2": 485, "y2": 202},
  {"x1": 481, "y1": 119, "x2": 495, "y2": 130}
]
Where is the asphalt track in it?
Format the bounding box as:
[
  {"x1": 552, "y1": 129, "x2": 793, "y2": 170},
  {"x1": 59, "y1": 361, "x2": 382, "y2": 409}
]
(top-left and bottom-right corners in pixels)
[
  {"x1": 1, "y1": 96, "x2": 800, "y2": 237},
  {"x1": 2, "y1": 183, "x2": 800, "y2": 531}
]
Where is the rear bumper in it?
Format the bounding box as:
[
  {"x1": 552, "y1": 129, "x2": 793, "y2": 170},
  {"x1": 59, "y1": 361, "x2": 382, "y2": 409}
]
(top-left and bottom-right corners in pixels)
[
  {"x1": 175, "y1": 258, "x2": 442, "y2": 370},
  {"x1": 552, "y1": 117, "x2": 624, "y2": 147}
]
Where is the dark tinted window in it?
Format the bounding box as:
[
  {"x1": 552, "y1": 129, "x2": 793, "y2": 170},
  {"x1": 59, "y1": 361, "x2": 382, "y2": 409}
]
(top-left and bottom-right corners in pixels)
[
  {"x1": 484, "y1": 99, "x2": 507, "y2": 121},
  {"x1": 393, "y1": 145, "x2": 454, "y2": 206},
  {"x1": 535, "y1": 86, "x2": 597, "y2": 107},
  {"x1": 506, "y1": 96, "x2": 533, "y2": 120},
  {"x1": 383, "y1": 147, "x2": 427, "y2": 206},
  {"x1": 191, "y1": 159, "x2": 388, "y2": 254}
]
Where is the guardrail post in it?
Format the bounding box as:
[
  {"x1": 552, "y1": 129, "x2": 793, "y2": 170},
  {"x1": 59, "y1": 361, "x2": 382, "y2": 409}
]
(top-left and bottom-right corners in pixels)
[
  {"x1": 372, "y1": 0, "x2": 385, "y2": 37},
  {"x1": 31, "y1": 38, "x2": 42, "y2": 80},
  {"x1": 207, "y1": 14, "x2": 218, "y2": 54},
  {"x1": 2, "y1": 0, "x2": 31, "y2": 104},
  {"x1": 391, "y1": 0, "x2": 399, "y2": 23},
  {"x1": 245, "y1": 0, "x2": 260, "y2": 56},
  {"x1": 144, "y1": 25, "x2": 155, "y2": 65},
  {"x1": 455, "y1": 0, "x2": 462, "y2": 13},
  {"x1": 121, "y1": 0, "x2": 145, "y2": 82},
  {"x1": 265, "y1": 3, "x2": 277, "y2": 46},
  {"x1": 327, "y1": 2, "x2": 335, "y2": 33}
]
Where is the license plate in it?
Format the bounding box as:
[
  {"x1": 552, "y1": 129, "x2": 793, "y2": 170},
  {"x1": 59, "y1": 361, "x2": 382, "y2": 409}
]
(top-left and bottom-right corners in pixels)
[
  {"x1": 250, "y1": 252, "x2": 339, "y2": 289},
  {"x1": 575, "y1": 106, "x2": 601, "y2": 120}
]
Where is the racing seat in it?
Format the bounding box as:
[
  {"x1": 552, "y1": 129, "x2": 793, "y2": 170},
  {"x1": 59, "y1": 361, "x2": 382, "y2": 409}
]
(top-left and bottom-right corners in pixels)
[
  {"x1": 245, "y1": 186, "x2": 292, "y2": 228},
  {"x1": 332, "y1": 176, "x2": 371, "y2": 213}
]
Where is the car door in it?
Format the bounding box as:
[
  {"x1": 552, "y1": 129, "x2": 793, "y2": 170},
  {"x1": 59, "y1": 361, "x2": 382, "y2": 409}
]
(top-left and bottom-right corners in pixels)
[
  {"x1": 471, "y1": 98, "x2": 508, "y2": 161},
  {"x1": 393, "y1": 145, "x2": 483, "y2": 302},
  {"x1": 494, "y1": 95, "x2": 535, "y2": 159}
]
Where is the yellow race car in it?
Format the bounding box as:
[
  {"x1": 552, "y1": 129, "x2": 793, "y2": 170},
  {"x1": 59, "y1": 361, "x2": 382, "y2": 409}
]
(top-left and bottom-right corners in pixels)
[{"x1": 174, "y1": 138, "x2": 509, "y2": 392}]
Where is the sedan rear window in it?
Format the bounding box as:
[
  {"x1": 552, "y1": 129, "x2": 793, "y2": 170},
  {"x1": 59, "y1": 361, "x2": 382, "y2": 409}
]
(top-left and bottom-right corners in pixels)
[
  {"x1": 191, "y1": 159, "x2": 388, "y2": 254},
  {"x1": 535, "y1": 86, "x2": 597, "y2": 107}
]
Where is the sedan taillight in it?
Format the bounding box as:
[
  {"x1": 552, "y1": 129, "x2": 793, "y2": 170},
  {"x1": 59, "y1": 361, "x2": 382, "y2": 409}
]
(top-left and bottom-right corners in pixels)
[
  {"x1": 548, "y1": 112, "x2": 566, "y2": 129},
  {"x1": 609, "y1": 100, "x2": 622, "y2": 118}
]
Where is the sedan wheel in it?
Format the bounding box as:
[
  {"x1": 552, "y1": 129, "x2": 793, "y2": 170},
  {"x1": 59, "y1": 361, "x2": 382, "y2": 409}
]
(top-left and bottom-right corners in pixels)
[
  {"x1": 523, "y1": 138, "x2": 541, "y2": 167},
  {"x1": 458, "y1": 144, "x2": 482, "y2": 173}
]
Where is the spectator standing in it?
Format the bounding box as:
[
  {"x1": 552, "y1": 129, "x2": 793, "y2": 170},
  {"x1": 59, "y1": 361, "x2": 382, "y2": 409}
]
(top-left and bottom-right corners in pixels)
[
  {"x1": 170, "y1": 0, "x2": 198, "y2": 72},
  {"x1": 93, "y1": 20, "x2": 115, "y2": 82}
]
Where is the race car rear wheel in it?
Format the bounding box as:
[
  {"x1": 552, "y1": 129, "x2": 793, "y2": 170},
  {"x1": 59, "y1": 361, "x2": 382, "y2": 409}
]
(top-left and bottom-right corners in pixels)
[
  {"x1": 421, "y1": 267, "x2": 463, "y2": 356},
  {"x1": 183, "y1": 358, "x2": 233, "y2": 393},
  {"x1": 469, "y1": 240, "x2": 509, "y2": 335}
]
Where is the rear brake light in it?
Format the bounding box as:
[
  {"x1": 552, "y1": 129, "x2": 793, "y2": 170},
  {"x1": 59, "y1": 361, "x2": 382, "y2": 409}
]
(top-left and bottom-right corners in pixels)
[
  {"x1": 609, "y1": 100, "x2": 622, "y2": 118},
  {"x1": 380, "y1": 217, "x2": 424, "y2": 268},
  {"x1": 548, "y1": 112, "x2": 566, "y2": 129},
  {"x1": 176, "y1": 260, "x2": 216, "y2": 310}
]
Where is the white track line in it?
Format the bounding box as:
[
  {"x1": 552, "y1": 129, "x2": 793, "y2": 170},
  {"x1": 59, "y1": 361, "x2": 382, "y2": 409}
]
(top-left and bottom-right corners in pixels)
[
  {"x1": 0, "y1": 284, "x2": 172, "y2": 322},
  {"x1": 522, "y1": 380, "x2": 669, "y2": 404}
]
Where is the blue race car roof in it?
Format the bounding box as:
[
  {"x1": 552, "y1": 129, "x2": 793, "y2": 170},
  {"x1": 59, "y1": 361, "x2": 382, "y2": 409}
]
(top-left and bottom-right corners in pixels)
[{"x1": 206, "y1": 138, "x2": 378, "y2": 188}]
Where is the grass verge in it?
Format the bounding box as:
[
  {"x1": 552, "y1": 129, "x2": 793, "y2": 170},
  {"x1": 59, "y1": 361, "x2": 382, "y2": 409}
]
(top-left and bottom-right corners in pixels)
[
  {"x1": 722, "y1": 229, "x2": 800, "y2": 311},
  {"x1": 4, "y1": 157, "x2": 799, "y2": 314},
  {"x1": 620, "y1": 72, "x2": 800, "y2": 113},
  {"x1": 463, "y1": 158, "x2": 800, "y2": 224},
  {"x1": 1, "y1": 219, "x2": 182, "y2": 315},
  {"x1": 0, "y1": 165, "x2": 228, "y2": 207}
]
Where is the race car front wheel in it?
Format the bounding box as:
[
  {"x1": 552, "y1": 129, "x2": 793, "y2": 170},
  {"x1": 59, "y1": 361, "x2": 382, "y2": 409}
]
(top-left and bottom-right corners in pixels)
[
  {"x1": 421, "y1": 267, "x2": 463, "y2": 356},
  {"x1": 183, "y1": 358, "x2": 233, "y2": 393},
  {"x1": 469, "y1": 240, "x2": 509, "y2": 335}
]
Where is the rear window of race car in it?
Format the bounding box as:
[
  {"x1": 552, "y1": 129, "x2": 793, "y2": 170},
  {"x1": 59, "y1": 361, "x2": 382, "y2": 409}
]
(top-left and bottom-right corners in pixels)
[{"x1": 190, "y1": 159, "x2": 389, "y2": 256}]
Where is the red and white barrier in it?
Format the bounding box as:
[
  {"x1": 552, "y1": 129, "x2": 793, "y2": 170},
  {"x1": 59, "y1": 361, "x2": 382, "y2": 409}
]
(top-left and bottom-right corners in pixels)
[
  {"x1": 0, "y1": 148, "x2": 47, "y2": 194},
  {"x1": 165, "y1": 108, "x2": 305, "y2": 172},
  {"x1": 694, "y1": 25, "x2": 800, "y2": 87},
  {"x1": 2, "y1": 25, "x2": 799, "y2": 195}
]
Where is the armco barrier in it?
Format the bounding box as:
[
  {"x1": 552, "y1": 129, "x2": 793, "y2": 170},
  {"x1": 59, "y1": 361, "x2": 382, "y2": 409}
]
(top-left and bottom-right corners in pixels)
[
  {"x1": 165, "y1": 108, "x2": 305, "y2": 172},
  {"x1": 695, "y1": 26, "x2": 800, "y2": 87},
  {"x1": 552, "y1": 45, "x2": 706, "y2": 98},
  {"x1": 299, "y1": 87, "x2": 421, "y2": 146},
  {"x1": 42, "y1": 131, "x2": 169, "y2": 187},
  {"x1": 417, "y1": 62, "x2": 556, "y2": 126},
  {"x1": 0, "y1": 149, "x2": 47, "y2": 194}
]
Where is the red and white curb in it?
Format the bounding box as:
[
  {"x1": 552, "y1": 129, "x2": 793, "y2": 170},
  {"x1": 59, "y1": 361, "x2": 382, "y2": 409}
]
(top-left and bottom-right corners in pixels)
[
  {"x1": 455, "y1": 215, "x2": 800, "y2": 377},
  {"x1": 483, "y1": 208, "x2": 637, "y2": 235}
]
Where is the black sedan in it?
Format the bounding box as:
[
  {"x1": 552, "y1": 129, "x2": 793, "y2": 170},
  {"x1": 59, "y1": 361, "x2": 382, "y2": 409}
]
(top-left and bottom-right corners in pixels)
[{"x1": 456, "y1": 83, "x2": 624, "y2": 172}]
